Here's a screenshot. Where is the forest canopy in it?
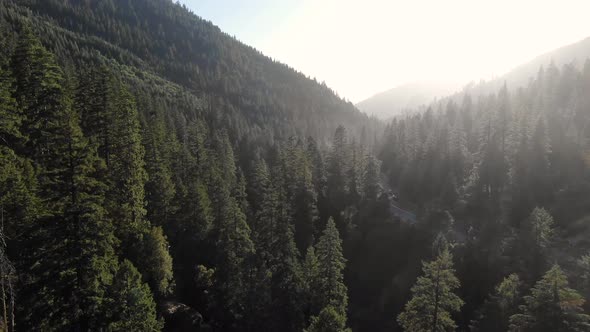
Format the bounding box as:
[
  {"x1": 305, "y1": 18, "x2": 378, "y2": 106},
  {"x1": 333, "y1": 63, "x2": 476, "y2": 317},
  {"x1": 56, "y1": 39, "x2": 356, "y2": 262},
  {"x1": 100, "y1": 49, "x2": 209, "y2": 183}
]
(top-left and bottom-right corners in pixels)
[{"x1": 1, "y1": 0, "x2": 590, "y2": 331}]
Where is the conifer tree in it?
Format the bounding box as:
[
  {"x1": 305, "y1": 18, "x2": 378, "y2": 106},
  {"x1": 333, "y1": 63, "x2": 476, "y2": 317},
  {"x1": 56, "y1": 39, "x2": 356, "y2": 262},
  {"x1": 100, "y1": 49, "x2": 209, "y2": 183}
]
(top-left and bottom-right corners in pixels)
[
  {"x1": 142, "y1": 226, "x2": 174, "y2": 297},
  {"x1": 509, "y1": 265, "x2": 590, "y2": 332},
  {"x1": 108, "y1": 260, "x2": 163, "y2": 331},
  {"x1": 315, "y1": 218, "x2": 348, "y2": 315},
  {"x1": 303, "y1": 246, "x2": 321, "y2": 317},
  {"x1": 362, "y1": 155, "x2": 381, "y2": 203},
  {"x1": 10, "y1": 26, "x2": 69, "y2": 166},
  {"x1": 397, "y1": 249, "x2": 463, "y2": 332},
  {"x1": 107, "y1": 83, "x2": 149, "y2": 237},
  {"x1": 268, "y1": 201, "x2": 305, "y2": 331},
  {"x1": 471, "y1": 274, "x2": 522, "y2": 332},
  {"x1": 248, "y1": 156, "x2": 276, "y2": 261},
  {"x1": 208, "y1": 138, "x2": 256, "y2": 328},
  {"x1": 283, "y1": 140, "x2": 319, "y2": 254},
  {"x1": 142, "y1": 111, "x2": 176, "y2": 227},
  {"x1": 9, "y1": 31, "x2": 122, "y2": 331},
  {"x1": 304, "y1": 305, "x2": 351, "y2": 332},
  {"x1": 526, "y1": 207, "x2": 554, "y2": 250},
  {"x1": 326, "y1": 126, "x2": 349, "y2": 218},
  {"x1": 529, "y1": 118, "x2": 552, "y2": 205},
  {"x1": 0, "y1": 64, "x2": 19, "y2": 147},
  {"x1": 306, "y1": 136, "x2": 327, "y2": 197}
]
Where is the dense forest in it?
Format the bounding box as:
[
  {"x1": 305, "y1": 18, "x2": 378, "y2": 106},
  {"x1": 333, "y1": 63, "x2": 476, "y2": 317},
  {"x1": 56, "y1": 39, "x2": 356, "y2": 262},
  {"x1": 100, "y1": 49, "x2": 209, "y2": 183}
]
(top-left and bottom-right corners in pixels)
[
  {"x1": 2, "y1": 0, "x2": 590, "y2": 331},
  {"x1": 379, "y1": 60, "x2": 590, "y2": 331}
]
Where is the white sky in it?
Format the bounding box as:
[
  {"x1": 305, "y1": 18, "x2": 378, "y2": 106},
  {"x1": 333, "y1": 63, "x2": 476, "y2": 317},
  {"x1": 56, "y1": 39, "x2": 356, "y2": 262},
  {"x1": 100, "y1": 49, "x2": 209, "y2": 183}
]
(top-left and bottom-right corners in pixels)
[{"x1": 183, "y1": 0, "x2": 590, "y2": 103}]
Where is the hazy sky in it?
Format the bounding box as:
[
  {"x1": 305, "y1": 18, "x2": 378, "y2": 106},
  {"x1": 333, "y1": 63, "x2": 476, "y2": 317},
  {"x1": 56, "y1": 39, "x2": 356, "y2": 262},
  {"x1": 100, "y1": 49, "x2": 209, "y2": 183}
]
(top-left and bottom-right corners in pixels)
[{"x1": 181, "y1": 0, "x2": 590, "y2": 103}]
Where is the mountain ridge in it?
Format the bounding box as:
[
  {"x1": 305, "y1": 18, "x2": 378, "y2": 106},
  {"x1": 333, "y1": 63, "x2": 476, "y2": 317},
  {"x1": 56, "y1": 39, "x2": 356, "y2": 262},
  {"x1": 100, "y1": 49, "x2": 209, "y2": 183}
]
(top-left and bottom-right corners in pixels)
[{"x1": 358, "y1": 35, "x2": 590, "y2": 118}]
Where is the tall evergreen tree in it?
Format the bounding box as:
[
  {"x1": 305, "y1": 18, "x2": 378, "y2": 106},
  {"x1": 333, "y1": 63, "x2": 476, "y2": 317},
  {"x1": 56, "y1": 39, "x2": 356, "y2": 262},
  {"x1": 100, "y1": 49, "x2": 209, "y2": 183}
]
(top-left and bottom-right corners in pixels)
[
  {"x1": 471, "y1": 274, "x2": 522, "y2": 332},
  {"x1": 142, "y1": 108, "x2": 176, "y2": 228},
  {"x1": 208, "y1": 137, "x2": 256, "y2": 329},
  {"x1": 10, "y1": 30, "x2": 123, "y2": 331},
  {"x1": 142, "y1": 226, "x2": 174, "y2": 297},
  {"x1": 108, "y1": 259, "x2": 163, "y2": 331},
  {"x1": 304, "y1": 305, "x2": 351, "y2": 332},
  {"x1": 397, "y1": 249, "x2": 463, "y2": 332},
  {"x1": 314, "y1": 218, "x2": 348, "y2": 315},
  {"x1": 326, "y1": 126, "x2": 350, "y2": 224},
  {"x1": 509, "y1": 265, "x2": 590, "y2": 332}
]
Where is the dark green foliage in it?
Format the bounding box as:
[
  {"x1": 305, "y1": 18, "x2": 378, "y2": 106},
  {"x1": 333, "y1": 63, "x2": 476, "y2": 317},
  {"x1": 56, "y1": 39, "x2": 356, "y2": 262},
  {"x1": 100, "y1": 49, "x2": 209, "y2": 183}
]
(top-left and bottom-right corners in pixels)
[
  {"x1": 108, "y1": 259, "x2": 163, "y2": 331},
  {"x1": 11, "y1": 29, "x2": 122, "y2": 331},
  {"x1": 3, "y1": 1, "x2": 590, "y2": 331},
  {"x1": 509, "y1": 265, "x2": 590, "y2": 332},
  {"x1": 471, "y1": 274, "x2": 522, "y2": 331},
  {"x1": 3, "y1": 0, "x2": 379, "y2": 144},
  {"x1": 315, "y1": 218, "x2": 348, "y2": 315},
  {"x1": 397, "y1": 249, "x2": 463, "y2": 332},
  {"x1": 142, "y1": 226, "x2": 174, "y2": 297},
  {"x1": 376, "y1": 54, "x2": 590, "y2": 331},
  {"x1": 305, "y1": 305, "x2": 351, "y2": 332}
]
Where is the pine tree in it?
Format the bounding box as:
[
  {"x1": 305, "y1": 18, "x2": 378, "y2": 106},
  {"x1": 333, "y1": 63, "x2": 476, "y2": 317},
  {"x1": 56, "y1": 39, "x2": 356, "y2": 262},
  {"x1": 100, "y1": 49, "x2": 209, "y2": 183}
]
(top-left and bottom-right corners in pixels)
[
  {"x1": 107, "y1": 83, "x2": 149, "y2": 238},
  {"x1": 303, "y1": 246, "x2": 321, "y2": 318},
  {"x1": 362, "y1": 155, "x2": 381, "y2": 203},
  {"x1": 268, "y1": 200, "x2": 306, "y2": 331},
  {"x1": 10, "y1": 26, "x2": 69, "y2": 167},
  {"x1": 304, "y1": 305, "x2": 351, "y2": 332},
  {"x1": 346, "y1": 139, "x2": 361, "y2": 204},
  {"x1": 208, "y1": 138, "x2": 256, "y2": 328},
  {"x1": 213, "y1": 185, "x2": 255, "y2": 328},
  {"x1": 326, "y1": 126, "x2": 349, "y2": 220},
  {"x1": 108, "y1": 260, "x2": 163, "y2": 331},
  {"x1": 248, "y1": 156, "x2": 276, "y2": 262},
  {"x1": 526, "y1": 207, "x2": 554, "y2": 250},
  {"x1": 0, "y1": 54, "x2": 39, "y2": 245},
  {"x1": 509, "y1": 265, "x2": 590, "y2": 332},
  {"x1": 471, "y1": 274, "x2": 522, "y2": 331},
  {"x1": 397, "y1": 249, "x2": 463, "y2": 332},
  {"x1": 315, "y1": 218, "x2": 348, "y2": 315},
  {"x1": 306, "y1": 136, "x2": 327, "y2": 197},
  {"x1": 142, "y1": 110, "x2": 176, "y2": 227},
  {"x1": 10, "y1": 31, "x2": 121, "y2": 331},
  {"x1": 290, "y1": 142, "x2": 320, "y2": 255},
  {"x1": 475, "y1": 95, "x2": 508, "y2": 203},
  {"x1": 528, "y1": 117, "x2": 552, "y2": 205},
  {"x1": 142, "y1": 226, "x2": 174, "y2": 297},
  {"x1": 0, "y1": 63, "x2": 19, "y2": 147},
  {"x1": 74, "y1": 67, "x2": 150, "y2": 241}
]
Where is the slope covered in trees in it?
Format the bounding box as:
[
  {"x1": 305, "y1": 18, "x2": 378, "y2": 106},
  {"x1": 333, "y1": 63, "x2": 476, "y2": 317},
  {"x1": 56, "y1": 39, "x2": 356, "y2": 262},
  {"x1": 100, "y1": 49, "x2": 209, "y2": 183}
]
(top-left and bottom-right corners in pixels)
[
  {"x1": 0, "y1": 0, "x2": 379, "y2": 144},
  {"x1": 0, "y1": 3, "x2": 392, "y2": 329},
  {"x1": 3, "y1": 0, "x2": 590, "y2": 331},
  {"x1": 378, "y1": 58, "x2": 590, "y2": 330},
  {"x1": 358, "y1": 35, "x2": 590, "y2": 120}
]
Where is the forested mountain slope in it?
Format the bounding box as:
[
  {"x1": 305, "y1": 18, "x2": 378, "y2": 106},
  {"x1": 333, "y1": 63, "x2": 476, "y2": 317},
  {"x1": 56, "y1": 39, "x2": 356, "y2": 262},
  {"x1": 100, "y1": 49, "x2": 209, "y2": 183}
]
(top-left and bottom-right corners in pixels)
[
  {"x1": 3, "y1": 0, "x2": 590, "y2": 331},
  {"x1": 359, "y1": 36, "x2": 590, "y2": 120},
  {"x1": 0, "y1": 0, "x2": 387, "y2": 331},
  {"x1": 453, "y1": 35, "x2": 590, "y2": 105},
  {"x1": 0, "y1": 0, "x2": 378, "y2": 143},
  {"x1": 379, "y1": 57, "x2": 590, "y2": 331}
]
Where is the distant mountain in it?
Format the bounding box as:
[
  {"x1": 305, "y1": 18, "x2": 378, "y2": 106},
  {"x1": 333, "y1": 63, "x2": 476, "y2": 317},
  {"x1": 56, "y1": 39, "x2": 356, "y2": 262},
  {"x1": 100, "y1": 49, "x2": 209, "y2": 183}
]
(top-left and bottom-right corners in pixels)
[
  {"x1": 452, "y1": 36, "x2": 590, "y2": 103},
  {"x1": 356, "y1": 81, "x2": 461, "y2": 119},
  {"x1": 359, "y1": 36, "x2": 590, "y2": 119}
]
